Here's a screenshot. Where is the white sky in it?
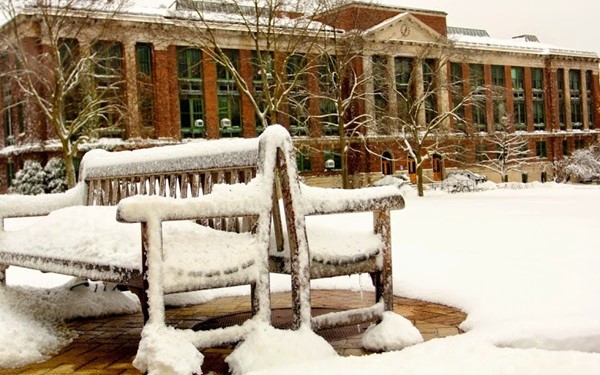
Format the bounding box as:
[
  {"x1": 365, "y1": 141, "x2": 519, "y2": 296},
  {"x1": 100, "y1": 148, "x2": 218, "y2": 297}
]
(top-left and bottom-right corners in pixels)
[{"x1": 378, "y1": 0, "x2": 600, "y2": 55}]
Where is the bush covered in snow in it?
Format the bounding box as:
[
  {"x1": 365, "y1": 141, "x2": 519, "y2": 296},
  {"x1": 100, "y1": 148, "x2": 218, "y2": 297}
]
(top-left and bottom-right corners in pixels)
[
  {"x1": 9, "y1": 160, "x2": 46, "y2": 195},
  {"x1": 560, "y1": 144, "x2": 600, "y2": 183},
  {"x1": 8, "y1": 158, "x2": 68, "y2": 195},
  {"x1": 44, "y1": 158, "x2": 68, "y2": 194}
]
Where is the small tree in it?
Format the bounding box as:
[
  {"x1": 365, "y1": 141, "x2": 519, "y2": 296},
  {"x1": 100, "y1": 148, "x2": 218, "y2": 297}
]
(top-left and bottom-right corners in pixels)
[
  {"x1": 44, "y1": 157, "x2": 67, "y2": 193},
  {"x1": 364, "y1": 40, "x2": 474, "y2": 196},
  {"x1": 0, "y1": 0, "x2": 130, "y2": 188},
  {"x1": 470, "y1": 116, "x2": 534, "y2": 182},
  {"x1": 9, "y1": 160, "x2": 46, "y2": 195}
]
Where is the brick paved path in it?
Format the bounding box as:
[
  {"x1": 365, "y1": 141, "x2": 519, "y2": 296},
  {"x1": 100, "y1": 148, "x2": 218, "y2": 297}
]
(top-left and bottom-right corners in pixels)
[{"x1": 0, "y1": 290, "x2": 465, "y2": 374}]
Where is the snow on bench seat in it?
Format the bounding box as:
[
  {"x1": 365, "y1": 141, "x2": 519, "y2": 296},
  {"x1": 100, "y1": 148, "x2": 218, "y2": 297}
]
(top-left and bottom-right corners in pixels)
[{"x1": 0, "y1": 205, "x2": 260, "y2": 293}]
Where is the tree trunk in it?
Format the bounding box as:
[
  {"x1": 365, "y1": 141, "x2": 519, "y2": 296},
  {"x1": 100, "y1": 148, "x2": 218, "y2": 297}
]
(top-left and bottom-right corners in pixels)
[
  {"x1": 340, "y1": 131, "x2": 350, "y2": 189},
  {"x1": 63, "y1": 152, "x2": 77, "y2": 189},
  {"x1": 416, "y1": 157, "x2": 424, "y2": 197}
]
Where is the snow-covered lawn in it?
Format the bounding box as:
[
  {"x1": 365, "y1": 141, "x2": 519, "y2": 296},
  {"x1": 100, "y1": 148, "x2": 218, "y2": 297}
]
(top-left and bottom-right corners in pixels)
[{"x1": 2, "y1": 182, "x2": 600, "y2": 373}]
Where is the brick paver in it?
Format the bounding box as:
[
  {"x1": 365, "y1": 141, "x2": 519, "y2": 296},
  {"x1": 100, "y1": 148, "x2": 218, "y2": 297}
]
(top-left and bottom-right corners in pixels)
[{"x1": 0, "y1": 290, "x2": 465, "y2": 374}]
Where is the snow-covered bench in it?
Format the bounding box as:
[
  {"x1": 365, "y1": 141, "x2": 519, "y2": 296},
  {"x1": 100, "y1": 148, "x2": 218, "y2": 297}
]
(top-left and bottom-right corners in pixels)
[
  {"x1": 0, "y1": 138, "x2": 259, "y2": 320},
  {"x1": 116, "y1": 125, "x2": 406, "y2": 347},
  {"x1": 264, "y1": 126, "x2": 405, "y2": 330}
]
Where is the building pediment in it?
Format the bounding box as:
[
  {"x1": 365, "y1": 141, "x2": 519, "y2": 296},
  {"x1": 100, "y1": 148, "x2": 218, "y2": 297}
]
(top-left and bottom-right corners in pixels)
[{"x1": 364, "y1": 12, "x2": 443, "y2": 44}]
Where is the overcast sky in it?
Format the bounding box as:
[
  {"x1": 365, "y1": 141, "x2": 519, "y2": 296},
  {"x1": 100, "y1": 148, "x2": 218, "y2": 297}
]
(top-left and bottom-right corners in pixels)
[{"x1": 378, "y1": 0, "x2": 600, "y2": 55}]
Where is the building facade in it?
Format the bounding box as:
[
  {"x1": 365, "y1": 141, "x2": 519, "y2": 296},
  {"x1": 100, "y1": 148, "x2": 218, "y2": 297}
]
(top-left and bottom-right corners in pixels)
[{"x1": 0, "y1": 1, "x2": 598, "y2": 192}]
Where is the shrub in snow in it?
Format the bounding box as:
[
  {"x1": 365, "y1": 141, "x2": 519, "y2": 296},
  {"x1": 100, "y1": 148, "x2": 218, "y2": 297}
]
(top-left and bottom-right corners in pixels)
[
  {"x1": 562, "y1": 144, "x2": 600, "y2": 183},
  {"x1": 226, "y1": 325, "x2": 338, "y2": 374},
  {"x1": 361, "y1": 311, "x2": 423, "y2": 351},
  {"x1": 8, "y1": 160, "x2": 46, "y2": 195},
  {"x1": 44, "y1": 157, "x2": 68, "y2": 193}
]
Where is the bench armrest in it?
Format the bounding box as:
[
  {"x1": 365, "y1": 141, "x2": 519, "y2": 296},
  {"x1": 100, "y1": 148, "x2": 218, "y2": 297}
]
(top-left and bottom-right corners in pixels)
[
  {"x1": 300, "y1": 184, "x2": 405, "y2": 215},
  {"x1": 117, "y1": 179, "x2": 269, "y2": 223},
  {"x1": 0, "y1": 182, "x2": 87, "y2": 222}
]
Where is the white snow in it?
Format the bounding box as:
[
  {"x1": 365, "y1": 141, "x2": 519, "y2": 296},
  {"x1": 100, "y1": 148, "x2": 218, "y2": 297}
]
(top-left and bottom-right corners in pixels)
[
  {"x1": 361, "y1": 311, "x2": 424, "y2": 351},
  {"x1": 2, "y1": 182, "x2": 600, "y2": 373},
  {"x1": 225, "y1": 324, "x2": 338, "y2": 375}
]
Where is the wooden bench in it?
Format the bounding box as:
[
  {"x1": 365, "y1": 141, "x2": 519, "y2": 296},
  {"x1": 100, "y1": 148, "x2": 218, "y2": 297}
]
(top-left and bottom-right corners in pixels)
[
  {"x1": 116, "y1": 125, "x2": 406, "y2": 341},
  {"x1": 0, "y1": 138, "x2": 259, "y2": 320}
]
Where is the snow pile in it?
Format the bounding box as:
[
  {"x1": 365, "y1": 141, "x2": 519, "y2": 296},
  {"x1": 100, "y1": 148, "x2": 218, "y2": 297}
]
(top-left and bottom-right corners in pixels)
[
  {"x1": 361, "y1": 311, "x2": 423, "y2": 351},
  {"x1": 0, "y1": 278, "x2": 138, "y2": 368},
  {"x1": 477, "y1": 181, "x2": 497, "y2": 190},
  {"x1": 226, "y1": 325, "x2": 338, "y2": 375},
  {"x1": 133, "y1": 325, "x2": 203, "y2": 375}
]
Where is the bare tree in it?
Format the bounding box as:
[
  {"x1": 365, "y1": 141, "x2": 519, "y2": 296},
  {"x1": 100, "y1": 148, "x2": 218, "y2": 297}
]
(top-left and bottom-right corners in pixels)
[
  {"x1": 306, "y1": 2, "x2": 375, "y2": 188},
  {"x1": 469, "y1": 116, "x2": 534, "y2": 182},
  {"x1": 172, "y1": 0, "x2": 329, "y2": 130},
  {"x1": 0, "y1": 0, "x2": 129, "y2": 187},
  {"x1": 362, "y1": 40, "x2": 474, "y2": 196}
]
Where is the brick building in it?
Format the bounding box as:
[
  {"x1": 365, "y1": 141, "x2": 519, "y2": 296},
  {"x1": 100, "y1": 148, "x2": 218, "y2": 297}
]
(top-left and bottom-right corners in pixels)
[{"x1": 0, "y1": 0, "x2": 598, "y2": 192}]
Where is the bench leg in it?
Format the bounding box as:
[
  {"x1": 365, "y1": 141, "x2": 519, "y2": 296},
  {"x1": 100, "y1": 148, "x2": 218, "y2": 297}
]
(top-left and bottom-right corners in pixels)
[
  {"x1": 130, "y1": 287, "x2": 149, "y2": 323},
  {"x1": 374, "y1": 210, "x2": 394, "y2": 312}
]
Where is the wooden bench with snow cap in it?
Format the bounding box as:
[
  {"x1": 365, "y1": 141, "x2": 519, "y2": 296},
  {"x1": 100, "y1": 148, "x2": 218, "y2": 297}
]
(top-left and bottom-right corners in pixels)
[
  {"x1": 0, "y1": 137, "x2": 259, "y2": 321},
  {"x1": 265, "y1": 125, "x2": 406, "y2": 330}
]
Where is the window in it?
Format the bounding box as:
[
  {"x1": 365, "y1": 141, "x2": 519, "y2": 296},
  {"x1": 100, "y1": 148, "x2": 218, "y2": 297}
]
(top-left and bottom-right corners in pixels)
[
  {"x1": 178, "y1": 47, "x2": 203, "y2": 91},
  {"x1": 493, "y1": 99, "x2": 506, "y2": 129},
  {"x1": 511, "y1": 67, "x2": 525, "y2": 90},
  {"x1": 372, "y1": 55, "x2": 389, "y2": 121},
  {"x1": 136, "y1": 43, "x2": 154, "y2": 128},
  {"x1": 531, "y1": 68, "x2": 543, "y2": 90},
  {"x1": 136, "y1": 43, "x2": 152, "y2": 76},
  {"x1": 2, "y1": 67, "x2": 13, "y2": 145},
  {"x1": 570, "y1": 70, "x2": 582, "y2": 130},
  {"x1": 531, "y1": 68, "x2": 545, "y2": 130},
  {"x1": 586, "y1": 70, "x2": 594, "y2": 129},
  {"x1": 569, "y1": 70, "x2": 581, "y2": 92},
  {"x1": 6, "y1": 162, "x2": 14, "y2": 187},
  {"x1": 287, "y1": 53, "x2": 308, "y2": 133},
  {"x1": 423, "y1": 59, "x2": 437, "y2": 124},
  {"x1": 395, "y1": 57, "x2": 412, "y2": 122},
  {"x1": 93, "y1": 41, "x2": 123, "y2": 78},
  {"x1": 323, "y1": 149, "x2": 341, "y2": 170},
  {"x1": 571, "y1": 101, "x2": 583, "y2": 128},
  {"x1": 296, "y1": 151, "x2": 312, "y2": 172},
  {"x1": 562, "y1": 140, "x2": 569, "y2": 156},
  {"x1": 514, "y1": 100, "x2": 526, "y2": 131},
  {"x1": 91, "y1": 41, "x2": 124, "y2": 135},
  {"x1": 557, "y1": 69, "x2": 566, "y2": 130},
  {"x1": 535, "y1": 141, "x2": 547, "y2": 158},
  {"x1": 512, "y1": 67, "x2": 526, "y2": 131},
  {"x1": 318, "y1": 55, "x2": 338, "y2": 136},
  {"x1": 319, "y1": 99, "x2": 337, "y2": 136},
  {"x1": 177, "y1": 47, "x2": 205, "y2": 138},
  {"x1": 252, "y1": 51, "x2": 274, "y2": 132},
  {"x1": 470, "y1": 64, "x2": 486, "y2": 131},
  {"x1": 575, "y1": 139, "x2": 585, "y2": 149},
  {"x1": 450, "y1": 63, "x2": 464, "y2": 130},
  {"x1": 179, "y1": 98, "x2": 204, "y2": 138},
  {"x1": 491, "y1": 65, "x2": 505, "y2": 87}
]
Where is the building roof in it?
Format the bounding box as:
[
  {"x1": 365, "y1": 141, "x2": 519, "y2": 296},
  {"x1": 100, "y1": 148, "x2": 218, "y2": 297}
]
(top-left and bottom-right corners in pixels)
[
  {"x1": 447, "y1": 26, "x2": 489, "y2": 38},
  {"x1": 447, "y1": 26, "x2": 598, "y2": 58}
]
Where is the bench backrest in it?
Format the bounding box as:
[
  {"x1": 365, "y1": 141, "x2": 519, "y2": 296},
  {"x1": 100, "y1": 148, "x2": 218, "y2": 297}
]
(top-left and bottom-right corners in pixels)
[{"x1": 79, "y1": 138, "x2": 259, "y2": 206}]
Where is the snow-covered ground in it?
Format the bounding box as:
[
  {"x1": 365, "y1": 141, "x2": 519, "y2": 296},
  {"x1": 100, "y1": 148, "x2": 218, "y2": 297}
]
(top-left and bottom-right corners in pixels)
[{"x1": 2, "y1": 182, "x2": 600, "y2": 373}]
